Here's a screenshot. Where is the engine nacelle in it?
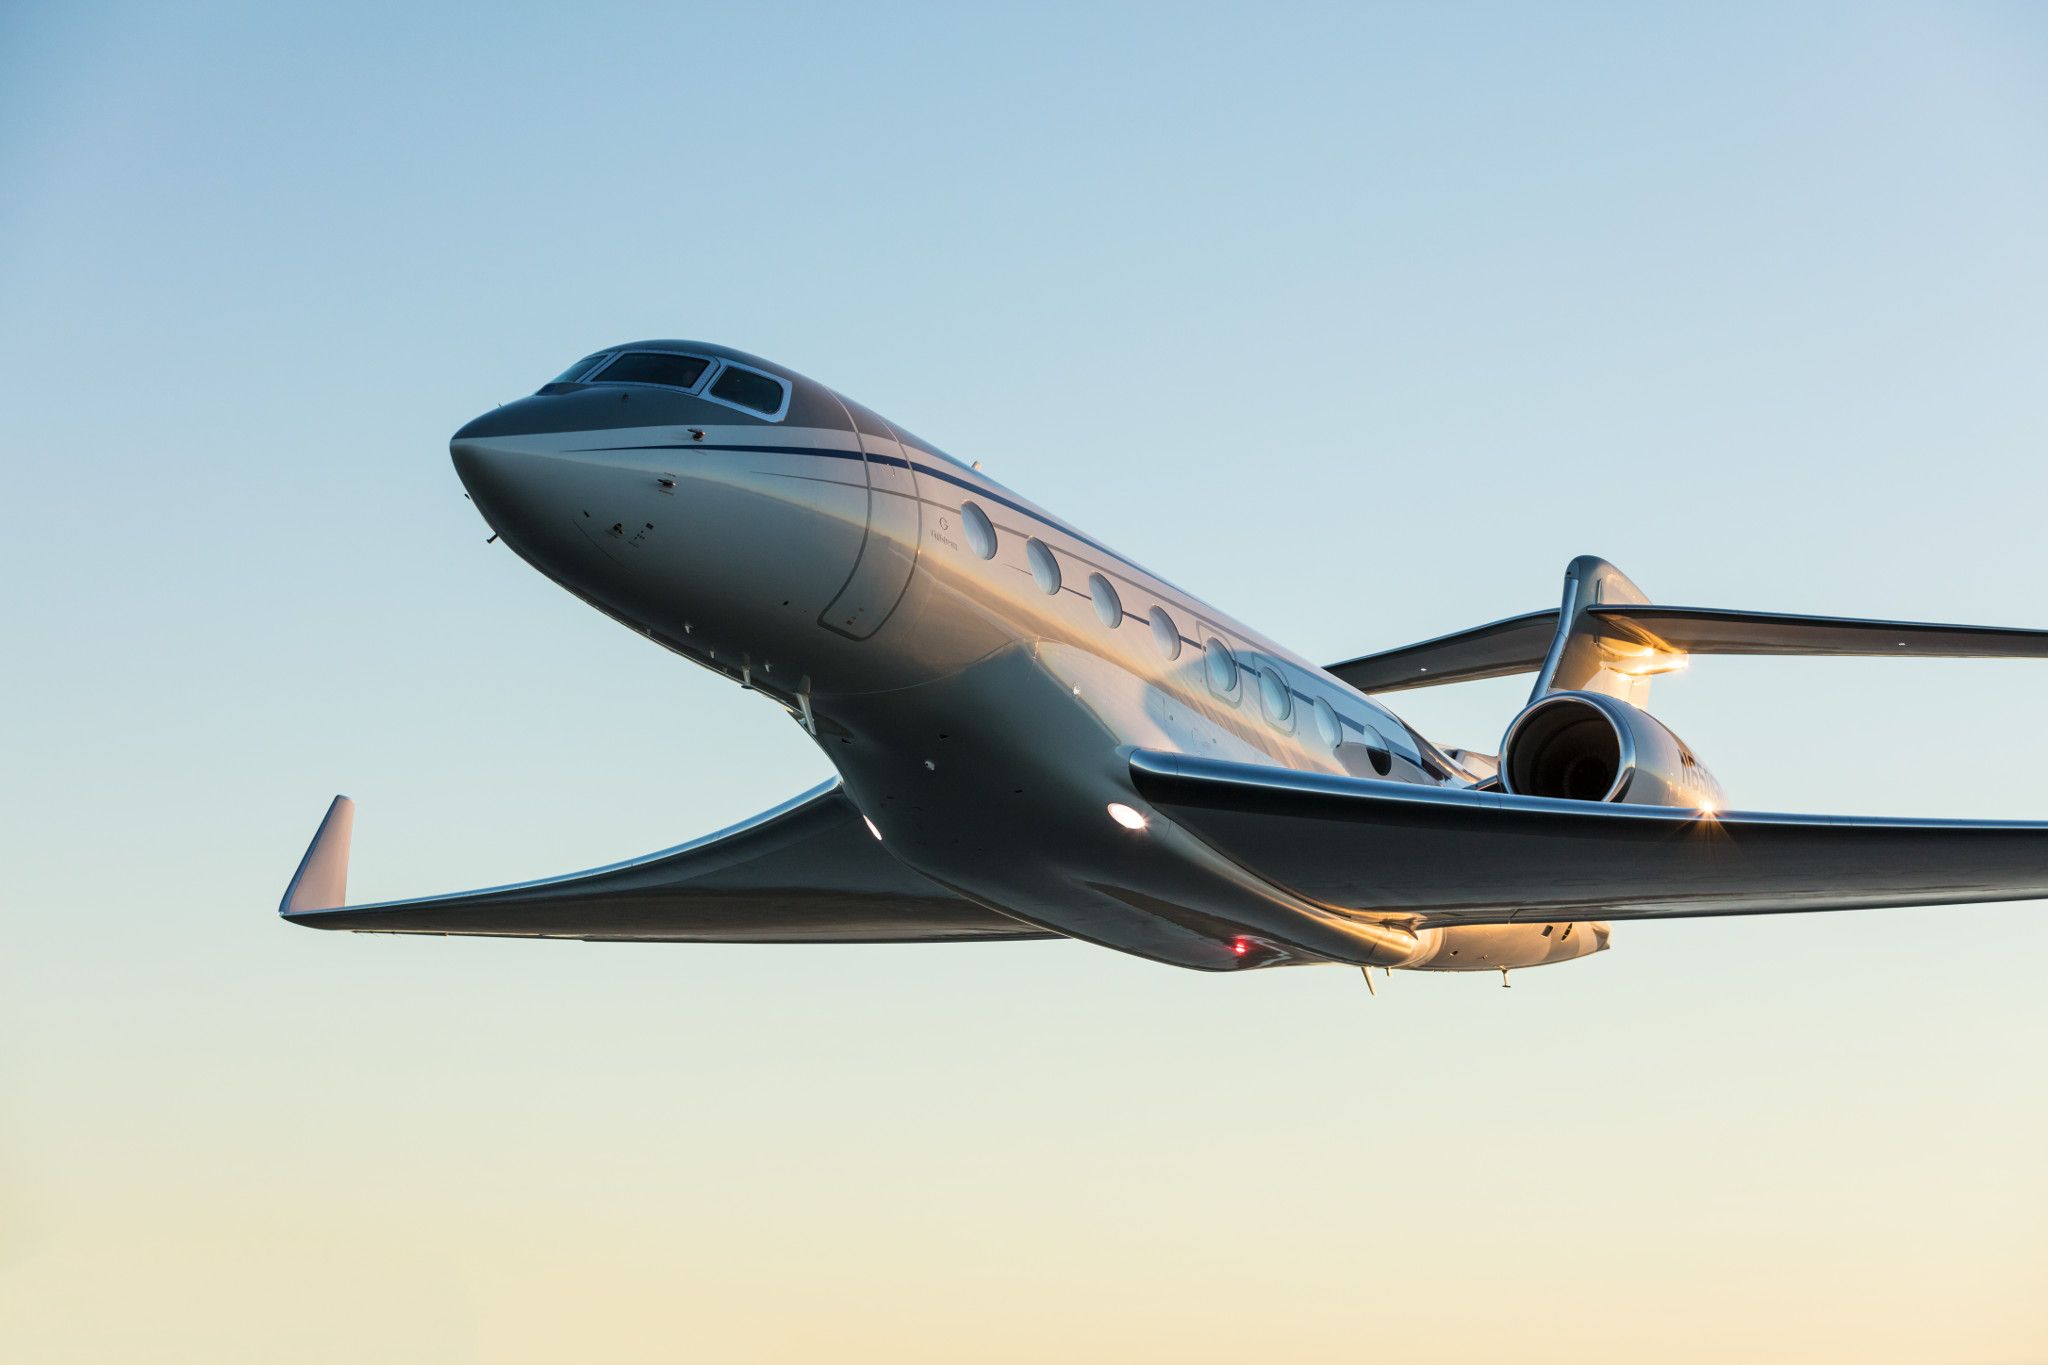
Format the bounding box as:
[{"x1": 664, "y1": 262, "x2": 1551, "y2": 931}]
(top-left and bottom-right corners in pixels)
[{"x1": 1499, "y1": 690, "x2": 1723, "y2": 811}]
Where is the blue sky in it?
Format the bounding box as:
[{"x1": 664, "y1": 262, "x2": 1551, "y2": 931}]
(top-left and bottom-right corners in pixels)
[{"x1": 3, "y1": 4, "x2": 2046, "y2": 1360}]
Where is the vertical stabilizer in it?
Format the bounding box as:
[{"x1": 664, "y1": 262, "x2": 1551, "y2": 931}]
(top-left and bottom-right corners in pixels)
[{"x1": 1527, "y1": 557, "x2": 1683, "y2": 706}]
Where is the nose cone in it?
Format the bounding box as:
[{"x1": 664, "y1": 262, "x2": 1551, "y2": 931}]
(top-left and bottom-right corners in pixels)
[
  {"x1": 450, "y1": 434, "x2": 545, "y2": 545},
  {"x1": 448, "y1": 419, "x2": 663, "y2": 615},
  {"x1": 448, "y1": 420, "x2": 608, "y2": 587}
]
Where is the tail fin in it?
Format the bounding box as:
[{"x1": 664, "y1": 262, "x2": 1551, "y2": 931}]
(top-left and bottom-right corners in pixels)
[{"x1": 1526, "y1": 555, "x2": 1668, "y2": 705}]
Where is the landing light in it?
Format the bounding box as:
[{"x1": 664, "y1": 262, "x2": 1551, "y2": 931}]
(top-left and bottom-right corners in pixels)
[
  {"x1": 1106, "y1": 802, "x2": 1148, "y2": 831},
  {"x1": 864, "y1": 816, "x2": 883, "y2": 841}
]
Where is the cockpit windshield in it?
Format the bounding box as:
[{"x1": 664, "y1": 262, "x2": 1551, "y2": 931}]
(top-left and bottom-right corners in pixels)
[
  {"x1": 536, "y1": 346, "x2": 793, "y2": 420},
  {"x1": 545, "y1": 350, "x2": 711, "y2": 392},
  {"x1": 586, "y1": 352, "x2": 710, "y2": 390}
]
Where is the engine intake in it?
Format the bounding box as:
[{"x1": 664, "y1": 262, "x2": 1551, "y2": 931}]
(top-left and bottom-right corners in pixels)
[{"x1": 1499, "y1": 691, "x2": 1723, "y2": 811}]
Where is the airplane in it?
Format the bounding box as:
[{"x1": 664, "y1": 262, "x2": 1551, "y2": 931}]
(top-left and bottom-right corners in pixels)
[{"x1": 280, "y1": 339, "x2": 2048, "y2": 983}]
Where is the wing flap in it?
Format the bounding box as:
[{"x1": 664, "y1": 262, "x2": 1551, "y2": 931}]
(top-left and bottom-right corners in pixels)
[
  {"x1": 279, "y1": 782, "x2": 1050, "y2": 943},
  {"x1": 1129, "y1": 750, "x2": 2048, "y2": 925}
]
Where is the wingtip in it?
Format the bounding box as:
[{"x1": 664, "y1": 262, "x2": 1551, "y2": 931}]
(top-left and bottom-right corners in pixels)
[{"x1": 280, "y1": 795, "x2": 355, "y2": 918}]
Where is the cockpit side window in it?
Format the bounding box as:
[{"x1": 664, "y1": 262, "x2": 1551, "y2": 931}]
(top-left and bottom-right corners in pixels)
[
  {"x1": 584, "y1": 352, "x2": 711, "y2": 390},
  {"x1": 707, "y1": 364, "x2": 789, "y2": 418},
  {"x1": 551, "y1": 354, "x2": 610, "y2": 383}
]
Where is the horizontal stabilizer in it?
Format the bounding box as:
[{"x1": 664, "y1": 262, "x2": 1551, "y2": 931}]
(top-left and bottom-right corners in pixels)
[
  {"x1": 278, "y1": 783, "x2": 1052, "y2": 943},
  {"x1": 1594, "y1": 604, "x2": 2048, "y2": 659},
  {"x1": 1328, "y1": 604, "x2": 2048, "y2": 694},
  {"x1": 1325, "y1": 611, "x2": 1560, "y2": 694},
  {"x1": 1130, "y1": 749, "x2": 2048, "y2": 926}
]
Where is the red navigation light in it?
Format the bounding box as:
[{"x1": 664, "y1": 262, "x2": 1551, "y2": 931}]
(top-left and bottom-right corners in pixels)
[{"x1": 1232, "y1": 937, "x2": 1251, "y2": 957}]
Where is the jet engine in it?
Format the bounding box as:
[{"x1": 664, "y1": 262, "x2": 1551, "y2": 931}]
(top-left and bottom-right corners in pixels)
[{"x1": 1499, "y1": 690, "x2": 1723, "y2": 811}]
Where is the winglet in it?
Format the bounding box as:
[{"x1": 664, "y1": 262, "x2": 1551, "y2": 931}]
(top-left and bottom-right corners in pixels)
[{"x1": 281, "y1": 796, "x2": 355, "y2": 916}]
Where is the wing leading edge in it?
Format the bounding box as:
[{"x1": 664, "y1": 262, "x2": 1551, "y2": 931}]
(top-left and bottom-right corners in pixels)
[
  {"x1": 1128, "y1": 750, "x2": 2048, "y2": 926},
  {"x1": 280, "y1": 783, "x2": 1052, "y2": 943}
]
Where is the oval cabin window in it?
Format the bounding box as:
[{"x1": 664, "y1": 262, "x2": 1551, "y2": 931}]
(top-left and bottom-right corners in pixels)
[
  {"x1": 1203, "y1": 638, "x2": 1239, "y2": 696},
  {"x1": 1361, "y1": 724, "x2": 1394, "y2": 776},
  {"x1": 960, "y1": 502, "x2": 997, "y2": 559},
  {"x1": 1313, "y1": 698, "x2": 1342, "y2": 751},
  {"x1": 1026, "y1": 539, "x2": 1061, "y2": 595},
  {"x1": 1149, "y1": 607, "x2": 1182, "y2": 660},
  {"x1": 1258, "y1": 666, "x2": 1293, "y2": 727},
  {"x1": 1089, "y1": 574, "x2": 1123, "y2": 628}
]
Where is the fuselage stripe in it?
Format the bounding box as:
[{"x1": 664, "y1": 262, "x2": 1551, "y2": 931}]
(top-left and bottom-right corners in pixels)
[
  {"x1": 572, "y1": 440, "x2": 1157, "y2": 579},
  {"x1": 569, "y1": 439, "x2": 1445, "y2": 775}
]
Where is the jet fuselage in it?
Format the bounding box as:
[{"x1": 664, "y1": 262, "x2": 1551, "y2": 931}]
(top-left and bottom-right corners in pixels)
[{"x1": 451, "y1": 340, "x2": 1605, "y2": 973}]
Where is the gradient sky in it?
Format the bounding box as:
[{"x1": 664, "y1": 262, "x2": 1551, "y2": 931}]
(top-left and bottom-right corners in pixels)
[{"x1": 4, "y1": 3, "x2": 2046, "y2": 1361}]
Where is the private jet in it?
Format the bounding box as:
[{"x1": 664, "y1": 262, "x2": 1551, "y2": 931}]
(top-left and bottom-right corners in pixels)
[{"x1": 281, "y1": 341, "x2": 2048, "y2": 980}]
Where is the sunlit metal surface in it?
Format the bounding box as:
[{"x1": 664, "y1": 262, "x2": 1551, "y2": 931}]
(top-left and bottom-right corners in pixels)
[
  {"x1": 1128, "y1": 748, "x2": 2048, "y2": 925},
  {"x1": 278, "y1": 338, "x2": 2048, "y2": 977}
]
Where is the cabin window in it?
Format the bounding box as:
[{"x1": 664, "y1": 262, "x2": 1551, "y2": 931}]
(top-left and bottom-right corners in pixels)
[
  {"x1": 1361, "y1": 725, "x2": 1394, "y2": 776},
  {"x1": 960, "y1": 502, "x2": 997, "y2": 559},
  {"x1": 1312, "y1": 697, "x2": 1342, "y2": 751},
  {"x1": 1204, "y1": 638, "x2": 1239, "y2": 697},
  {"x1": 708, "y1": 364, "x2": 788, "y2": 416},
  {"x1": 1027, "y1": 539, "x2": 1061, "y2": 594},
  {"x1": 1089, "y1": 574, "x2": 1123, "y2": 628},
  {"x1": 1258, "y1": 666, "x2": 1293, "y2": 728},
  {"x1": 1149, "y1": 607, "x2": 1181, "y2": 660},
  {"x1": 586, "y1": 352, "x2": 710, "y2": 390}
]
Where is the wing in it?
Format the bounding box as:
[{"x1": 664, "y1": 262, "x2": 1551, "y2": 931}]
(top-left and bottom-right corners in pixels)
[
  {"x1": 1128, "y1": 750, "x2": 2048, "y2": 926},
  {"x1": 280, "y1": 783, "x2": 1052, "y2": 942}
]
